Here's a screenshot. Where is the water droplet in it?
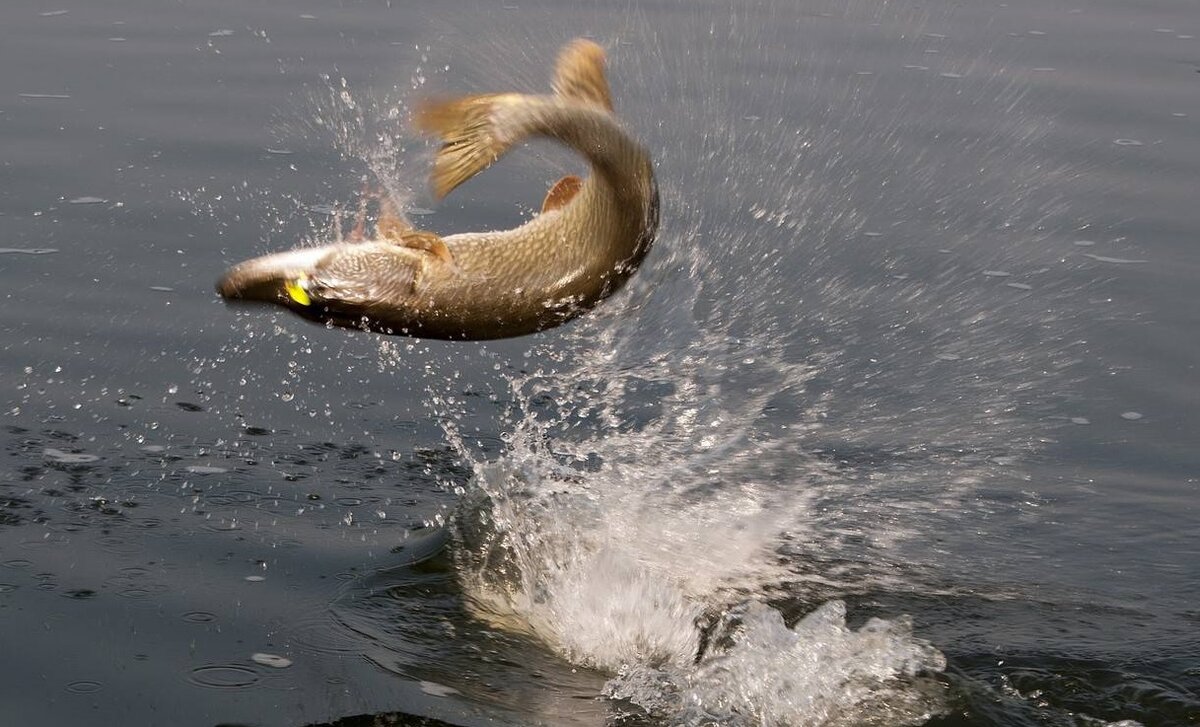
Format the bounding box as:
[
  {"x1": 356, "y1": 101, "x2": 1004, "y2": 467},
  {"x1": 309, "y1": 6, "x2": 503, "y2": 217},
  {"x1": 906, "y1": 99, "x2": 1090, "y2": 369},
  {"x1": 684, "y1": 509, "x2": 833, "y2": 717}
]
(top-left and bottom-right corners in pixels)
[
  {"x1": 419, "y1": 680, "x2": 459, "y2": 697},
  {"x1": 1120, "y1": 411, "x2": 1143, "y2": 421},
  {"x1": 1081, "y1": 253, "x2": 1147, "y2": 264},
  {"x1": 44, "y1": 448, "x2": 100, "y2": 464},
  {"x1": 0, "y1": 247, "x2": 59, "y2": 255},
  {"x1": 186, "y1": 465, "x2": 227, "y2": 475},
  {"x1": 251, "y1": 653, "x2": 292, "y2": 668},
  {"x1": 1113, "y1": 138, "x2": 1143, "y2": 146},
  {"x1": 1070, "y1": 417, "x2": 1090, "y2": 425}
]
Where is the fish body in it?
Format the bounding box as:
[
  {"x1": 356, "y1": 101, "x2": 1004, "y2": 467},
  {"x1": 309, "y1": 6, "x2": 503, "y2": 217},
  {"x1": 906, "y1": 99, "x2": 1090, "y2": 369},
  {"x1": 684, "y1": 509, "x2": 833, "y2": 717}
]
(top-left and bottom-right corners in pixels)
[{"x1": 217, "y1": 39, "x2": 658, "y2": 340}]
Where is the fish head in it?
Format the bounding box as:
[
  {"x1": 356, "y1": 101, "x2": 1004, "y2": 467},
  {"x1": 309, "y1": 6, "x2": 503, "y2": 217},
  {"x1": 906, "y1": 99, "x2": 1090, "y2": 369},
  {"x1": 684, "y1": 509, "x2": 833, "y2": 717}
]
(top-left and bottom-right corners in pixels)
[
  {"x1": 216, "y1": 244, "x2": 372, "y2": 329},
  {"x1": 217, "y1": 244, "x2": 334, "y2": 306},
  {"x1": 216, "y1": 242, "x2": 423, "y2": 333}
]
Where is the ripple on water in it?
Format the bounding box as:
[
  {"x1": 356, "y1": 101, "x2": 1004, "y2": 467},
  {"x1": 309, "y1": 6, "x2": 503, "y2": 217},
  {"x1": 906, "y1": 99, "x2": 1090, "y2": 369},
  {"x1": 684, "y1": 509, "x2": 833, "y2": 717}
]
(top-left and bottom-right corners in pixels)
[
  {"x1": 60, "y1": 589, "x2": 98, "y2": 600},
  {"x1": 291, "y1": 614, "x2": 362, "y2": 656},
  {"x1": 96, "y1": 535, "x2": 141, "y2": 556},
  {"x1": 19, "y1": 533, "x2": 70, "y2": 549},
  {"x1": 199, "y1": 520, "x2": 242, "y2": 533},
  {"x1": 181, "y1": 610, "x2": 218, "y2": 624},
  {"x1": 43, "y1": 448, "x2": 100, "y2": 465},
  {"x1": 115, "y1": 585, "x2": 168, "y2": 601},
  {"x1": 188, "y1": 664, "x2": 261, "y2": 689},
  {"x1": 65, "y1": 680, "x2": 103, "y2": 695},
  {"x1": 222, "y1": 489, "x2": 263, "y2": 503}
]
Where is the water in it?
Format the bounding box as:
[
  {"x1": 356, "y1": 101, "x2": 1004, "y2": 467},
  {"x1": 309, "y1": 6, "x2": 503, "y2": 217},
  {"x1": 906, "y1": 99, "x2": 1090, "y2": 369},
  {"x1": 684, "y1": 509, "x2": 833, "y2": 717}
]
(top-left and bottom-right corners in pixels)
[{"x1": 2, "y1": 1, "x2": 1198, "y2": 726}]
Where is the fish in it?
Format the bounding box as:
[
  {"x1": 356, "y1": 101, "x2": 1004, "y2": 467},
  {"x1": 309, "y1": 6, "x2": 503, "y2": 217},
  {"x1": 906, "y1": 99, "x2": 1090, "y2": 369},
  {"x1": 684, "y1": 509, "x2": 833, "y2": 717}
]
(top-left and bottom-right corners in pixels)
[{"x1": 216, "y1": 38, "x2": 658, "y2": 340}]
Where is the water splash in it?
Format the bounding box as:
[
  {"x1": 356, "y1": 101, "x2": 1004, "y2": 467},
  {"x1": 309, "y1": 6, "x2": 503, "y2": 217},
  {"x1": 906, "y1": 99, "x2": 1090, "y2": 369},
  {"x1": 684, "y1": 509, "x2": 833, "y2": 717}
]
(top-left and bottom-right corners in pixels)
[
  {"x1": 199, "y1": 4, "x2": 1087, "y2": 722},
  {"x1": 396, "y1": 4, "x2": 1085, "y2": 722}
]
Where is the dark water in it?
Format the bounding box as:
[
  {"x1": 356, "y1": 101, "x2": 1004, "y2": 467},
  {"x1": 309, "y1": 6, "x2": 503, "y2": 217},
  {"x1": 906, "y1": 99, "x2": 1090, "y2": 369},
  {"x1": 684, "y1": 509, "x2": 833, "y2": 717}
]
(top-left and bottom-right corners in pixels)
[{"x1": 2, "y1": 1, "x2": 1198, "y2": 726}]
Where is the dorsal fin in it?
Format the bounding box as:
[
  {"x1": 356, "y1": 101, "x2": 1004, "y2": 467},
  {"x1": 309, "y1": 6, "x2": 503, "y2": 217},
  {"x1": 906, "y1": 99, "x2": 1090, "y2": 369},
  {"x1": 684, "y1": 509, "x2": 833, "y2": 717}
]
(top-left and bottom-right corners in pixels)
[
  {"x1": 541, "y1": 175, "x2": 583, "y2": 213},
  {"x1": 551, "y1": 39, "x2": 613, "y2": 112}
]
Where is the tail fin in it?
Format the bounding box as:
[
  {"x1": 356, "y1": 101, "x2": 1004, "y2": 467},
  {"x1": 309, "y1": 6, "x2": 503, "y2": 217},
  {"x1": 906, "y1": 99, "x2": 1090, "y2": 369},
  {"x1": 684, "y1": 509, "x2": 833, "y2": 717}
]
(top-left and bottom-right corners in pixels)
[
  {"x1": 413, "y1": 38, "x2": 613, "y2": 199},
  {"x1": 413, "y1": 93, "x2": 522, "y2": 200}
]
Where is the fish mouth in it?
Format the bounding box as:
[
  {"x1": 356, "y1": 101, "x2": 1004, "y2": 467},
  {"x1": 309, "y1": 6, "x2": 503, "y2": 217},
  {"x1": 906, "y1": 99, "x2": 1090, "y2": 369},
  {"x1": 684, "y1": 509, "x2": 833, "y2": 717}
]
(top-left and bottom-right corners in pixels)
[{"x1": 215, "y1": 245, "x2": 334, "y2": 305}]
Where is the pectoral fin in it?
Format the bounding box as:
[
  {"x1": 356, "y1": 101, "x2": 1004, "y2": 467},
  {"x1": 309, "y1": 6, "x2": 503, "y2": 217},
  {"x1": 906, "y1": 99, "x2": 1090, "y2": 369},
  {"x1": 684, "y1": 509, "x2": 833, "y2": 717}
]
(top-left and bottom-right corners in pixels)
[
  {"x1": 541, "y1": 175, "x2": 583, "y2": 213},
  {"x1": 392, "y1": 229, "x2": 454, "y2": 266}
]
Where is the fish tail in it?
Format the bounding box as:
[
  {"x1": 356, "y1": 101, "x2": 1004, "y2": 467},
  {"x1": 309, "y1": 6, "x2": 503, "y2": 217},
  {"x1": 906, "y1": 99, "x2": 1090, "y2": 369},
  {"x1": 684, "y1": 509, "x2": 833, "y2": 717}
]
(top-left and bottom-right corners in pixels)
[
  {"x1": 414, "y1": 39, "x2": 615, "y2": 200},
  {"x1": 413, "y1": 92, "x2": 522, "y2": 200}
]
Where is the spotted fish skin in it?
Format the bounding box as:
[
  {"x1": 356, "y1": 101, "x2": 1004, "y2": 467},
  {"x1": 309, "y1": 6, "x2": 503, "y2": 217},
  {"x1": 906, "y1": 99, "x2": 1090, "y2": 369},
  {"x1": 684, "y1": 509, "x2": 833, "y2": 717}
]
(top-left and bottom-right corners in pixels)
[{"x1": 216, "y1": 39, "x2": 658, "y2": 340}]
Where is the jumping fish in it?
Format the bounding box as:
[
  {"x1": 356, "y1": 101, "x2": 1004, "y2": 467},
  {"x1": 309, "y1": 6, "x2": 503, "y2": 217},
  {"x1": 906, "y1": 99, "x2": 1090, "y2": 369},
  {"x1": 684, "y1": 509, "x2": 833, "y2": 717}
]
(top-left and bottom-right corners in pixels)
[{"x1": 216, "y1": 39, "x2": 658, "y2": 340}]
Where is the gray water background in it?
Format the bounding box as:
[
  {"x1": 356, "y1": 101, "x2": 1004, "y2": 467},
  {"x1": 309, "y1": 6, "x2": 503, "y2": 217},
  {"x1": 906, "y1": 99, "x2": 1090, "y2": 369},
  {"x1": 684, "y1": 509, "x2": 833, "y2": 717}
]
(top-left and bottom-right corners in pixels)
[{"x1": 1, "y1": 1, "x2": 1198, "y2": 725}]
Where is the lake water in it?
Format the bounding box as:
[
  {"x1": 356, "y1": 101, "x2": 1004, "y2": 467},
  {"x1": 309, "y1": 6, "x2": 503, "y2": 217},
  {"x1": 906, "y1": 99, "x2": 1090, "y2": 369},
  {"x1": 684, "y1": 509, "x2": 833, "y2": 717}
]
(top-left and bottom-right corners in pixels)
[{"x1": 2, "y1": 1, "x2": 1198, "y2": 726}]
